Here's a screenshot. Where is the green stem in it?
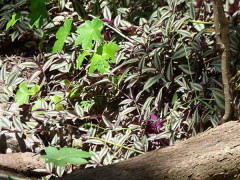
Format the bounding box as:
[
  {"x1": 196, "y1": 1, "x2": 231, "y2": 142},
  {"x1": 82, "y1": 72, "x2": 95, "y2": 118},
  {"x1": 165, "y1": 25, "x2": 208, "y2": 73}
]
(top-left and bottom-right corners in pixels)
[
  {"x1": 188, "y1": 19, "x2": 240, "y2": 25},
  {"x1": 88, "y1": 137, "x2": 145, "y2": 154},
  {"x1": 188, "y1": 20, "x2": 214, "y2": 25}
]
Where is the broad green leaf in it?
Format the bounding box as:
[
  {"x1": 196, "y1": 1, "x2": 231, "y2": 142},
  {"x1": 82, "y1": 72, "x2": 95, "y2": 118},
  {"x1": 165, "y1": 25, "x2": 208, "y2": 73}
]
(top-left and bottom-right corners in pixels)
[
  {"x1": 51, "y1": 96, "x2": 61, "y2": 104},
  {"x1": 13, "y1": 117, "x2": 23, "y2": 131},
  {"x1": 19, "y1": 82, "x2": 30, "y2": 94},
  {"x1": 89, "y1": 54, "x2": 110, "y2": 73},
  {"x1": 32, "y1": 99, "x2": 44, "y2": 111},
  {"x1": 16, "y1": 90, "x2": 29, "y2": 105},
  {"x1": 41, "y1": 146, "x2": 94, "y2": 167},
  {"x1": 52, "y1": 19, "x2": 73, "y2": 53},
  {"x1": 6, "y1": 13, "x2": 20, "y2": 30},
  {"x1": 16, "y1": 83, "x2": 40, "y2": 106},
  {"x1": 29, "y1": 85, "x2": 40, "y2": 95},
  {"x1": 88, "y1": 42, "x2": 120, "y2": 73},
  {"x1": 102, "y1": 42, "x2": 121, "y2": 61},
  {"x1": 75, "y1": 18, "x2": 103, "y2": 50},
  {"x1": 76, "y1": 51, "x2": 87, "y2": 68},
  {"x1": 143, "y1": 74, "x2": 161, "y2": 90},
  {"x1": 50, "y1": 96, "x2": 63, "y2": 111},
  {"x1": 55, "y1": 103, "x2": 64, "y2": 111},
  {"x1": 177, "y1": 30, "x2": 192, "y2": 38},
  {"x1": 192, "y1": 108, "x2": 199, "y2": 124},
  {"x1": 29, "y1": 0, "x2": 49, "y2": 28}
]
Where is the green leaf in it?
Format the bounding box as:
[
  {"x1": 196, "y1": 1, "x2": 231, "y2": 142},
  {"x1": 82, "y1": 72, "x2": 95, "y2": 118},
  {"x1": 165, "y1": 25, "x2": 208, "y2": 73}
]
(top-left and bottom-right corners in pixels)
[
  {"x1": 29, "y1": 0, "x2": 49, "y2": 28},
  {"x1": 51, "y1": 96, "x2": 61, "y2": 104},
  {"x1": 69, "y1": 89, "x2": 79, "y2": 98},
  {"x1": 52, "y1": 19, "x2": 73, "y2": 53},
  {"x1": 171, "y1": 93, "x2": 178, "y2": 105},
  {"x1": 29, "y1": 85, "x2": 40, "y2": 95},
  {"x1": 75, "y1": 18, "x2": 103, "y2": 50},
  {"x1": 19, "y1": 82, "x2": 30, "y2": 94},
  {"x1": 80, "y1": 100, "x2": 92, "y2": 110},
  {"x1": 16, "y1": 83, "x2": 40, "y2": 106},
  {"x1": 102, "y1": 42, "x2": 121, "y2": 61},
  {"x1": 32, "y1": 99, "x2": 44, "y2": 111},
  {"x1": 16, "y1": 90, "x2": 29, "y2": 106},
  {"x1": 41, "y1": 146, "x2": 94, "y2": 167},
  {"x1": 76, "y1": 51, "x2": 87, "y2": 68},
  {"x1": 51, "y1": 96, "x2": 63, "y2": 111},
  {"x1": 6, "y1": 13, "x2": 20, "y2": 30},
  {"x1": 88, "y1": 42, "x2": 120, "y2": 73},
  {"x1": 89, "y1": 54, "x2": 109, "y2": 73},
  {"x1": 55, "y1": 103, "x2": 64, "y2": 111}
]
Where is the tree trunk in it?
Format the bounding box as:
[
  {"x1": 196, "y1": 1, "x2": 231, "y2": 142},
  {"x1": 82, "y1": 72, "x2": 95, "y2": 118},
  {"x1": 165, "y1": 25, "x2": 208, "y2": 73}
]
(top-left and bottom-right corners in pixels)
[
  {"x1": 213, "y1": 0, "x2": 233, "y2": 122},
  {"x1": 59, "y1": 121, "x2": 240, "y2": 180}
]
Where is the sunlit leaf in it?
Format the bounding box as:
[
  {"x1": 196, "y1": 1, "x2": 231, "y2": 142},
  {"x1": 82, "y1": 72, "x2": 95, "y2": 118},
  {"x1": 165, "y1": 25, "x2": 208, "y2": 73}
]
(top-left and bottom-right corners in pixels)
[
  {"x1": 52, "y1": 19, "x2": 73, "y2": 53},
  {"x1": 75, "y1": 18, "x2": 103, "y2": 50},
  {"x1": 41, "y1": 146, "x2": 94, "y2": 167},
  {"x1": 76, "y1": 51, "x2": 87, "y2": 68},
  {"x1": 6, "y1": 13, "x2": 20, "y2": 30},
  {"x1": 29, "y1": 0, "x2": 49, "y2": 28}
]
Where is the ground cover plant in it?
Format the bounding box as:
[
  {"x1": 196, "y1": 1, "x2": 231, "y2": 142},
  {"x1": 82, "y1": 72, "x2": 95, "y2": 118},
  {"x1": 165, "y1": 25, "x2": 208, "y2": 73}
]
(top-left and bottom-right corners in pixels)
[{"x1": 0, "y1": 0, "x2": 240, "y2": 179}]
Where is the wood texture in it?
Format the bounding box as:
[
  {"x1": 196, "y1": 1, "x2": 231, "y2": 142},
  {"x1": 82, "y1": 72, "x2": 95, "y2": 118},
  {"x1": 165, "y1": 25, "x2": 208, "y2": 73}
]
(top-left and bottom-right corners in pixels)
[
  {"x1": 213, "y1": 0, "x2": 233, "y2": 122},
  {"x1": 59, "y1": 121, "x2": 240, "y2": 180}
]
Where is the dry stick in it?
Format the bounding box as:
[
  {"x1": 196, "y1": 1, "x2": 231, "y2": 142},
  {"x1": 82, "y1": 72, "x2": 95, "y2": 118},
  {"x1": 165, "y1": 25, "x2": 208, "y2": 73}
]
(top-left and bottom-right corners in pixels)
[{"x1": 213, "y1": 0, "x2": 233, "y2": 122}]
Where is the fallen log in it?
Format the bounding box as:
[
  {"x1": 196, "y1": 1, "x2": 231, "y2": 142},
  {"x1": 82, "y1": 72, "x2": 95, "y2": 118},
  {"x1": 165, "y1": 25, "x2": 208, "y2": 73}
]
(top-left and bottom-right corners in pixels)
[
  {"x1": 0, "y1": 152, "x2": 45, "y2": 178},
  {"x1": 1, "y1": 121, "x2": 240, "y2": 180},
  {"x1": 59, "y1": 121, "x2": 240, "y2": 180}
]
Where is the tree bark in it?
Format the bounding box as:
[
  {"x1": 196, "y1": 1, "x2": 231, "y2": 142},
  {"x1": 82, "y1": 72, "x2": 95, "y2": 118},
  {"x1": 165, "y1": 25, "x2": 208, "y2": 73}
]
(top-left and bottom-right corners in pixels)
[
  {"x1": 59, "y1": 121, "x2": 240, "y2": 180},
  {"x1": 213, "y1": 0, "x2": 233, "y2": 122},
  {"x1": 0, "y1": 152, "x2": 45, "y2": 178},
  {"x1": 1, "y1": 122, "x2": 240, "y2": 179}
]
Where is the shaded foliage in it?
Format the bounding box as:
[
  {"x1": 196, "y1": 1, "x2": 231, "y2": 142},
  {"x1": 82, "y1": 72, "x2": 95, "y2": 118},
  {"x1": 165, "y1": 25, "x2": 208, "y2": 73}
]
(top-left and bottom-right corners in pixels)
[{"x1": 0, "y1": 0, "x2": 240, "y2": 178}]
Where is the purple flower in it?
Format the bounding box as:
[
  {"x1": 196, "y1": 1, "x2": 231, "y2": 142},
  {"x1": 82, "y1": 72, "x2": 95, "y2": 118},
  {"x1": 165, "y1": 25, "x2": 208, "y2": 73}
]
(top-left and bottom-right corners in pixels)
[
  {"x1": 101, "y1": 18, "x2": 109, "y2": 22},
  {"x1": 146, "y1": 114, "x2": 166, "y2": 134},
  {"x1": 150, "y1": 113, "x2": 157, "y2": 121}
]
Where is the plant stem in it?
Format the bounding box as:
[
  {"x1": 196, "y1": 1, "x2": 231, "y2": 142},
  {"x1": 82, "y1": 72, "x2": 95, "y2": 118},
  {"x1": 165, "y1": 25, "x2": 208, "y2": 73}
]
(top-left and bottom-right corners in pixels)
[
  {"x1": 88, "y1": 137, "x2": 145, "y2": 154},
  {"x1": 188, "y1": 20, "x2": 214, "y2": 25}
]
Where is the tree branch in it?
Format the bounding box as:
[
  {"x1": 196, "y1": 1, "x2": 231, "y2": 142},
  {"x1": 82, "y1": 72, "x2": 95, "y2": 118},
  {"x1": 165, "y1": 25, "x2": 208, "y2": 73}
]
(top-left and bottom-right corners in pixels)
[{"x1": 213, "y1": 0, "x2": 233, "y2": 122}]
